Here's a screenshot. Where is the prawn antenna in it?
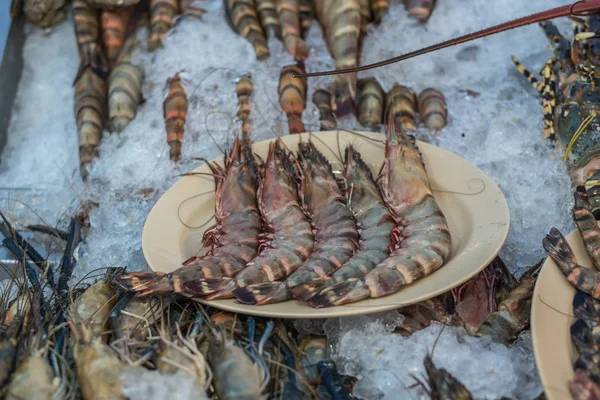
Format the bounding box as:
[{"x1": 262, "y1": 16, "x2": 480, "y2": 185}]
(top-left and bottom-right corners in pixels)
[{"x1": 294, "y1": 0, "x2": 600, "y2": 78}]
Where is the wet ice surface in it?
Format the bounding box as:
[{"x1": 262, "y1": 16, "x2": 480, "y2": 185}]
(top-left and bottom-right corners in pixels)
[
  {"x1": 0, "y1": 0, "x2": 578, "y2": 397},
  {"x1": 322, "y1": 315, "x2": 541, "y2": 400}
]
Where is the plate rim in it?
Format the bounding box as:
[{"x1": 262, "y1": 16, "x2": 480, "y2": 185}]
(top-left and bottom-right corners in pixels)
[{"x1": 141, "y1": 130, "x2": 511, "y2": 319}]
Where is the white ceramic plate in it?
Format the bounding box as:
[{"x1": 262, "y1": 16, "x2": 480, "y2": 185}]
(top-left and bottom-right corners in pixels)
[{"x1": 141, "y1": 131, "x2": 510, "y2": 319}]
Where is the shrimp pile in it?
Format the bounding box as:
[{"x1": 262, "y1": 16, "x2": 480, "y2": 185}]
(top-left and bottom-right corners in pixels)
[
  {"x1": 112, "y1": 111, "x2": 455, "y2": 309},
  {"x1": 209, "y1": 139, "x2": 314, "y2": 300}
]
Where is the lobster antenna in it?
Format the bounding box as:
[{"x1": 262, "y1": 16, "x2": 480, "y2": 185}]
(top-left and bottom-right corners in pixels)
[{"x1": 294, "y1": 0, "x2": 600, "y2": 78}]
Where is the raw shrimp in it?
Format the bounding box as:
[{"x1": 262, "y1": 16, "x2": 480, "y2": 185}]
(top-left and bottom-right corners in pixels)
[
  {"x1": 101, "y1": 7, "x2": 133, "y2": 68},
  {"x1": 293, "y1": 145, "x2": 394, "y2": 305},
  {"x1": 314, "y1": 115, "x2": 451, "y2": 306},
  {"x1": 279, "y1": 62, "x2": 307, "y2": 134},
  {"x1": 207, "y1": 140, "x2": 313, "y2": 299},
  {"x1": 74, "y1": 65, "x2": 107, "y2": 180},
  {"x1": 356, "y1": 77, "x2": 385, "y2": 130},
  {"x1": 72, "y1": 324, "x2": 128, "y2": 400},
  {"x1": 148, "y1": 0, "x2": 179, "y2": 51},
  {"x1": 108, "y1": 37, "x2": 144, "y2": 133},
  {"x1": 164, "y1": 72, "x2": 188, "y2": 161},
  {"x1": 116, "y1": 136, "x2": 261, "y2": 297},
  {"x1": 312, "y1": 87, "x2": 336, "y2": 131},
  {"x1": 224, "y1": 0, "x2": 270, "y2": 60},
  {"x1": 277, "y1": 0, "x2": 308, "y2": 60},
  {"x1": 234, "y1": 141, "x2": 358, "y2": 305},
  {"x1": 69, "y1": 268, "x2": 121, "y2": 339}
]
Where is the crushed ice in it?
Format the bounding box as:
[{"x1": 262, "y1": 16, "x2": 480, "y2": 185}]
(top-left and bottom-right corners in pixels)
[{"x1": 0, "y1": 0, "x2": 578, "y2": 397}]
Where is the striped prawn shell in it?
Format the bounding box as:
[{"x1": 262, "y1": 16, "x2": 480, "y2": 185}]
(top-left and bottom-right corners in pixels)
[
  {"x1": 224, "y1": 0, "x2": 270, "y2": 60},
  {"x1": 148, "y1": 0, "x2": 179, "y2": 51},
  {"x1": 278, "y1": 63, "x2": 307, "y2": 134},
  {"x1": 277, "y1": 0, "x2": 308, "y2": 60},
  {"x1": 73, "y1": 0, "x2": 108, "y2": 80},
  {"x1": 365, "y1": 118, "x2": 450, "y2": 297},
  {"x1": 101, "y1": 7, "x2": 133, "y2": 68},
  {"x1": 386, "y1": 83, "x2": 418, "y2": 133},
  {"x1": 229, "y1": 141, "x2": 314, "y2": 289},
  {"x1": 256, "y1": 0, "x2": 282, "y2": 38},
  {"x1": 369, "y1": 0, "x2": 388, "y2": 23},
  {"x1": 405, "y1": 0, "x2": 436, "y2": 23},
  {"x1": 573, "y1": 188, "x2": 600, "y2": 271},
  {"x1": 114, "y1": 137, "x2": 262, "y2": 298},
  {"x1": 108, "y1": 39, "x2": 144, "y2": 133},
  {"x1": 73, "y1": 0, "x2": 100, "y2": 52},
  {"x1": 298, "y1": 0, "x2": 313, "y2": 36},
  {"x1": 180, "y1": 0, "x2": 206, "y2": 19},
  {"x1": 74, "y1": 67, "x2": 107, "y2": 179},
  {"x1": 312, "y1": 87, "x2": 336, "y2": 131},
  {"x1": 283, "y1": 141, "x2": 359, "y2": 286},
  {"x1": 315, "y1": 0, "x2": 361, "y2": 116},
  {"x1": 357, "y1": 77, "x2": 385, "y2": 130},
  {"x1": 235, "y1": 76, "x2": 254, "y2": 136},
  {"x1": 358, "y1": 0, "x2": 371, "y2": 34},
  {"x1": 418, "y1": 88, "x2": 447, "y2": 131},
  {"x1": 296, "y1": 145, "x2": 395, "y2": 305},
  {"x1": 163, "y1": 73, "x2": 188, "y2": 161}
]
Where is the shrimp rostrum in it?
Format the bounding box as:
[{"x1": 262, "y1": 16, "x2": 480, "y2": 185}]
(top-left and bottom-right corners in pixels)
[
  {"x1": 313, "y1": 115, "x2": 452, "y2": 306},
  {"x1": 116, "y1": 136, "x2": 262, "y2": 297}
]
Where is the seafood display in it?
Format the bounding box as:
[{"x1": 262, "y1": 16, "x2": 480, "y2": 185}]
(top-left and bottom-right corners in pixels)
[
  {"x1": 164, "y1": 72, "x2": 188, "y2": 161},
  {"x1": 6, "y1": 0, "x2": 584, "y2": 399}
]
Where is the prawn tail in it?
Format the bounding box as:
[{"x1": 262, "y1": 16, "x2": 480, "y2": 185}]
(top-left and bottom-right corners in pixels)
[
  {"x1": 290, "y1": 278, "x2": 331, "y2": 302},
  {"x1": 232, "y1": 281, "x2": 291, "y2": 305},
  {"x1": 181, "y1": 278, "x2": 232, "y2": 297},
  {"x1": 543, "y1": 227, "x2": 577, "y2": 274},
  {"x1": 305, "y1": 278, "x2": 370, "y2": 308}
]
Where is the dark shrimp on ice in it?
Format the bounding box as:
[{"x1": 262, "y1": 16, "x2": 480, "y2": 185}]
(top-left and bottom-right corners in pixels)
[{"x1": 116, "y1": 136, "x2": 261, "y2": 297}]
